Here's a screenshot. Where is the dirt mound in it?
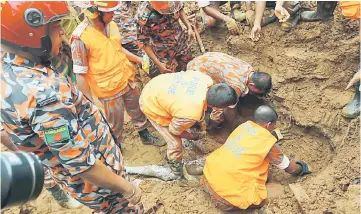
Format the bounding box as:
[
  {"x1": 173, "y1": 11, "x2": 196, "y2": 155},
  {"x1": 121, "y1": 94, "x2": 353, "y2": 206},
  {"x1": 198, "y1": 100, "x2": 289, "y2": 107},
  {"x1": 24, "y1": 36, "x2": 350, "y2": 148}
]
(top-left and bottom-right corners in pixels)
[{"x1": 3, "y1": 3, "x2": 360, "y2": 214}]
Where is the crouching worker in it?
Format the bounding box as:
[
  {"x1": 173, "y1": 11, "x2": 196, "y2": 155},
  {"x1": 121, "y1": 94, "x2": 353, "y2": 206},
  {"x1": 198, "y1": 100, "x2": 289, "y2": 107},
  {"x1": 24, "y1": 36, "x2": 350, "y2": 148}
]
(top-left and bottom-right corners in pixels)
[
  {"x1": 202, "y1": 105, "x2": 311, "y2": 210},
  {"x1": 1, "y1": 2, "x2": 143, "y2": 213},
  {"x1": 139, "y1": 71, "x2": 238, "y2": 176}
]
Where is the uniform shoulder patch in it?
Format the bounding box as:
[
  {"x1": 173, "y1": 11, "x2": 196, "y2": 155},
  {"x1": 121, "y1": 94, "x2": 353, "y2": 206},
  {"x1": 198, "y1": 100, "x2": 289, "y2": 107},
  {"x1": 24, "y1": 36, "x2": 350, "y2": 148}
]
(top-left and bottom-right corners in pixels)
[{"x1": 44, "y1": 125, "x2": 71, "y2": 144}]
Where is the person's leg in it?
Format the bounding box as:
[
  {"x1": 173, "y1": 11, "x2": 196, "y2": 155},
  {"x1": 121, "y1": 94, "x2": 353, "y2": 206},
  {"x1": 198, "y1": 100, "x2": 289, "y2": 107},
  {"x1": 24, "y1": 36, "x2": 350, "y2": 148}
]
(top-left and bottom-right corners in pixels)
[
  {"x1": 99, "y1": 95, "x2": 125, "y2": 146},
  {"x1": 342, "y1": 82, "x2": 360, "y2": 118},
  {"x1": 281, "y1": 1, "x2": 301, "y2": 32},
  {"x1": 301, "y1": 1, "x2": 337, "y2": 22},
  {"x1": 122, "y1": 87, "x2": 164, "y2": 146},
  {"x1": 45, "y1": 168, "x2": 83, "y2": 209},
  {"x1": 148, "y1": 119, "x2": 184, "y2": 176},
  {"x1": 201, "y1": 176, "x2": 238, "y2": 210}
]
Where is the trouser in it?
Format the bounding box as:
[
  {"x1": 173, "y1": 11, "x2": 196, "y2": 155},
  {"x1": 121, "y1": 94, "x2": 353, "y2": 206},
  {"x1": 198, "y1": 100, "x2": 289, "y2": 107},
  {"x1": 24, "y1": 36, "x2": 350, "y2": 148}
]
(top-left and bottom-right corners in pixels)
[
  {"x1": 201, "y1": 176, "x2": 237, "y2": 210},
  {"x1": 147, "y1": 118, "x2": 183, "y2": 162},
  {"x1": 44, "y1": 168, "x2": 57, "y2": 189},
  {"x1": 99, "y1": 87, "x2": 148, "y2": 145}
]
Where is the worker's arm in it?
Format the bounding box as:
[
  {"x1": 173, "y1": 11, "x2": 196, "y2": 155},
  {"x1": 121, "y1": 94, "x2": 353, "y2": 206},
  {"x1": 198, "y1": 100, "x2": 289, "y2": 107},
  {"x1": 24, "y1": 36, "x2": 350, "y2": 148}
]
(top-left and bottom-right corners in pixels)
[
  {"x1": 179, "y1": 8, "x2": 196, "y2": 42},
  {"x1": 71, "y1": 38, "x2": 93, "y2": 101},
  {"x1": 203, "y1": 6, "x2": 229, "y2": 22},
  {"x1": 80, "y1": 159, "x2": 134, "y2": 196},
  {"x1": 137, "y1": 20, "x2": 172, "y2": 74},
  {"x1": 268, "y1": 144, "x2": 310, "y2": 176},
  {"x1": 28, "y1": 91, "x2": 140, "y2": 204},
  {"x1": 143, "y1": 45, "x2": 172, "y2": 74},
  {"x1": 122, "y1": 47, "x2": 142, "y2": 65},
  {"x1": 254, "y1": 1, "x2": 266, "y2": 27},
  {"x1": 250, "y1": 1, "x2": 266, "y2": 41},
  {"x1": 169, "y1": 117, "x2": 204, "y2": 140},
  {"x1": 76, "y1": 74, "x2": 93, "y2": 102},
  {"x1": 0, "y1": 130, "x2": 19, "y2": 151}
]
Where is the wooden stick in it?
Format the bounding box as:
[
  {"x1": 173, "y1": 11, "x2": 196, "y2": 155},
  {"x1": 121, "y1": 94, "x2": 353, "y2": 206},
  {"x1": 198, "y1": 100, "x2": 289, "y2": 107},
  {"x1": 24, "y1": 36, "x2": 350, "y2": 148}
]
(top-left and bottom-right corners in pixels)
[
  {"x1": 192, "y1": 24, "x2": 205, "y2": 53},
  {"x1": 289, "y1": 183, "x2": 310, "y2": 214}
]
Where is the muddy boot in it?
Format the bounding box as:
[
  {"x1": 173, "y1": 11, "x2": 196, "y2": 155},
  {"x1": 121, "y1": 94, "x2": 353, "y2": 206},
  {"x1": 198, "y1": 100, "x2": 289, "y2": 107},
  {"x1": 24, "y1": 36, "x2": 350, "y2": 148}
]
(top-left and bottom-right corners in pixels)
[
  {"x1": 206, "y1": 120, "x2": 223, "y2": 131},
  {"x1": 281, "y1": 2, "x2": 301, "y2": 32},
  {"x1": 342, "y1": 82, "x2": 360, "y2": 119},
  {"x1": 301, "y1": 1, "x2": 337, "y2": 22},
  {"x1": 47, "y1": 185, "x2": 83, "y2": 209},
  {"x1": 184, "y1": 158, "x2": 205, "y2": 176},
  {"x1": 139, "y1": 128, "x2": 166, "y2": 147},
  {"x1": 167, "y1": 159, "x2": 184, "y2": 177},
  {"x1": 261, "y1": 8, "x2": 277, "y2": 27}
]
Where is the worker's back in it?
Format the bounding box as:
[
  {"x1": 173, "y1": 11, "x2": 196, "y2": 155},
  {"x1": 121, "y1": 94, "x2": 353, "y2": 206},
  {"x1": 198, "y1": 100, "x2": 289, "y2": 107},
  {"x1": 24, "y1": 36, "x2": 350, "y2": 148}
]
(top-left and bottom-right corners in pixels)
[{"x1": 203, "y1": 121, "x2": 277, "y2": 209}]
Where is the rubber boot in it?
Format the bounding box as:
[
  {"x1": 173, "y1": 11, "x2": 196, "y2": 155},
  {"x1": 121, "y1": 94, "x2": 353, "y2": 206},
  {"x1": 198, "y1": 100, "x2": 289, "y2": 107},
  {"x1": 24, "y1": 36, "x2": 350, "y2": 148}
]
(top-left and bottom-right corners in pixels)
[
  {"x1": 184, "y1": 158, "x2": 205, "y2": 176},
  {"x1": 167, "y1": 159, "x2": 184, "y2": 177},
  {"x1": 281, "y1": 2, "x2": 301, "y2": 32},
  {"x1": 138, "y1": 128, "x2": 166, "y2": 147},
  {"x1": 261, "y1": 8, "x2": 277, "y2": 27},
  {"x1": 342, "y1": 82, "x2": 360, "y2": 119},
  {"x1": 47, "y1": 185, "x2": 83, "y2": 209},
  {"x1": 301, "y1": 1, "x2": 337, "y2": 22}
]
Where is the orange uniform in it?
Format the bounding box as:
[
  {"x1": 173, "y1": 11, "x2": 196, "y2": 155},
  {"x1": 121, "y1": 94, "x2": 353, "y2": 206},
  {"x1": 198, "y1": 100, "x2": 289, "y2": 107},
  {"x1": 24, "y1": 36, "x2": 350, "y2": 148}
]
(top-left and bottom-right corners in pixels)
[
  {"x1": 203, "y1": 121, "x2": 287, "y2": 210},
  {"x1": 340, "y1": 1, "x2": 360, "y2": 20}
]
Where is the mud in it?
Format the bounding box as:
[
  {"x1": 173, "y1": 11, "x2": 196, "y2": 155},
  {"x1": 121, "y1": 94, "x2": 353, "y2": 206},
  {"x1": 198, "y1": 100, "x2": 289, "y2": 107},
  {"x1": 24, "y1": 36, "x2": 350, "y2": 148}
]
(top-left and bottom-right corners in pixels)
[{"x1": 3, "y1": 3, "x2": 360, "y2": 214}]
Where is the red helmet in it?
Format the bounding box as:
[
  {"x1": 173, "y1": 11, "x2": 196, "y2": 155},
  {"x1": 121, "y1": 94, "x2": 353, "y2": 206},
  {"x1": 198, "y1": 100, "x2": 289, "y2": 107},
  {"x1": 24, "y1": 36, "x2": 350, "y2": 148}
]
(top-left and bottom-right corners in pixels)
[
  {"x1": 1, "y1": 1, "x2": 69, "y2": 58},
  {"x1": 149, "y1": 1, "x2": 182, "y2": 15}
]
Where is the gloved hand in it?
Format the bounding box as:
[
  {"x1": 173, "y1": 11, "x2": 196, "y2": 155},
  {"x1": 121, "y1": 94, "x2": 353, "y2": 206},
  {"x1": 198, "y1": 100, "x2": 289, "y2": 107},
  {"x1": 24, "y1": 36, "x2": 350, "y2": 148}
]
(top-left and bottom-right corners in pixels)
[
  {"x1": 246, "y1": 10, "x2": 256, "y2": 27},
  {"x1": 296, "y1": 161, "x2": 311, "y2": 176},
  {"x1": 141, "y1": 54, "x2": 150, "y2": 74},
  {"x1": 271, "y1": 129, "x2": 291, "y2": 142},
  {"x1": 224, "y1": 17, "x2": 240, "y2": 35}
]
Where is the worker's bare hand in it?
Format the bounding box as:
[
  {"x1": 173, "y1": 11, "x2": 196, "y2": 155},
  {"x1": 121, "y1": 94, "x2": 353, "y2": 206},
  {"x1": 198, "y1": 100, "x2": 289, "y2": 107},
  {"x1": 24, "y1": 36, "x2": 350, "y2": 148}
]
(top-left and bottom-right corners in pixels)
[
  {"x1": 250, "y1": 24, "x2": 261, "y2": 41},
  {"x1": 187, "y1": 27, "x2": 196, "y2": 43},
  {"x1": 157, "y1": 62, "x2": 172, "y2": 74},
  {"x1": 246, "y1": 10, "x2": 256, "y2": 27},
  {"x1": 346, "y1": 71, "x2": 361, "y2": 90},
  {"x1": 225, "y1": 17, "x2": 240, "y2": 35},
  {"x1": 126, "y1": 180, "x2": 142, "y2": 207},
  {"x1": 275, "y1": 5, "x2": 290, "y2": 22}
]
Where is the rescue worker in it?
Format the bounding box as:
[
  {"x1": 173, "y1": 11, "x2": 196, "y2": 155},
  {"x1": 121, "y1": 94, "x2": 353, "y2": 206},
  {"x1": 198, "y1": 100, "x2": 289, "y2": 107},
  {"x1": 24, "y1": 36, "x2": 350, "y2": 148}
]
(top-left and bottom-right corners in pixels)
[
  {"x1": 0, "y1": 128, "x2": 82, "y2": 209},
  {"x1": 202, "y1": 105, "x2": 311, "y2": 210},
  {"x1": 300, "y1": 1, "x2": 338, "y2": 22},
  {"x1": 1, "y1": 2, "x2": 143, "y2": 213},
  {"x1": 113, "y1": 1, "x2": 143, "y2": 57},
  {"x1": 136, "y1": 1, "x2": 195, "y2": 78},
  {"x1": 139, "y1": 71, "x2": 239, "y2": 176},
  {"x1": 197, "y1": 1, "x2": 241, "y2": 35},
  {"x1": 187, "y1": 52, "x2": 272, "y2": 130},
  {"x1": 71, "y1": 1, "x2": 162, "y2": 147}
]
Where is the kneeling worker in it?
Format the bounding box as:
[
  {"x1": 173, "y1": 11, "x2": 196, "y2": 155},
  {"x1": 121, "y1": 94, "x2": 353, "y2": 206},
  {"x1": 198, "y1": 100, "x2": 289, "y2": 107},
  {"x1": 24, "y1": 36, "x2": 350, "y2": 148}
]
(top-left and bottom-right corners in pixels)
[
  {"x1": 202, "y1": 105, "x2": 310, "y2": 210},
  {"x1": 139, "y1": 71, "x2": 238, "y2": 175},
  {"x1": 187, "y1": 52, "x2": 272, "y2": 130}
]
